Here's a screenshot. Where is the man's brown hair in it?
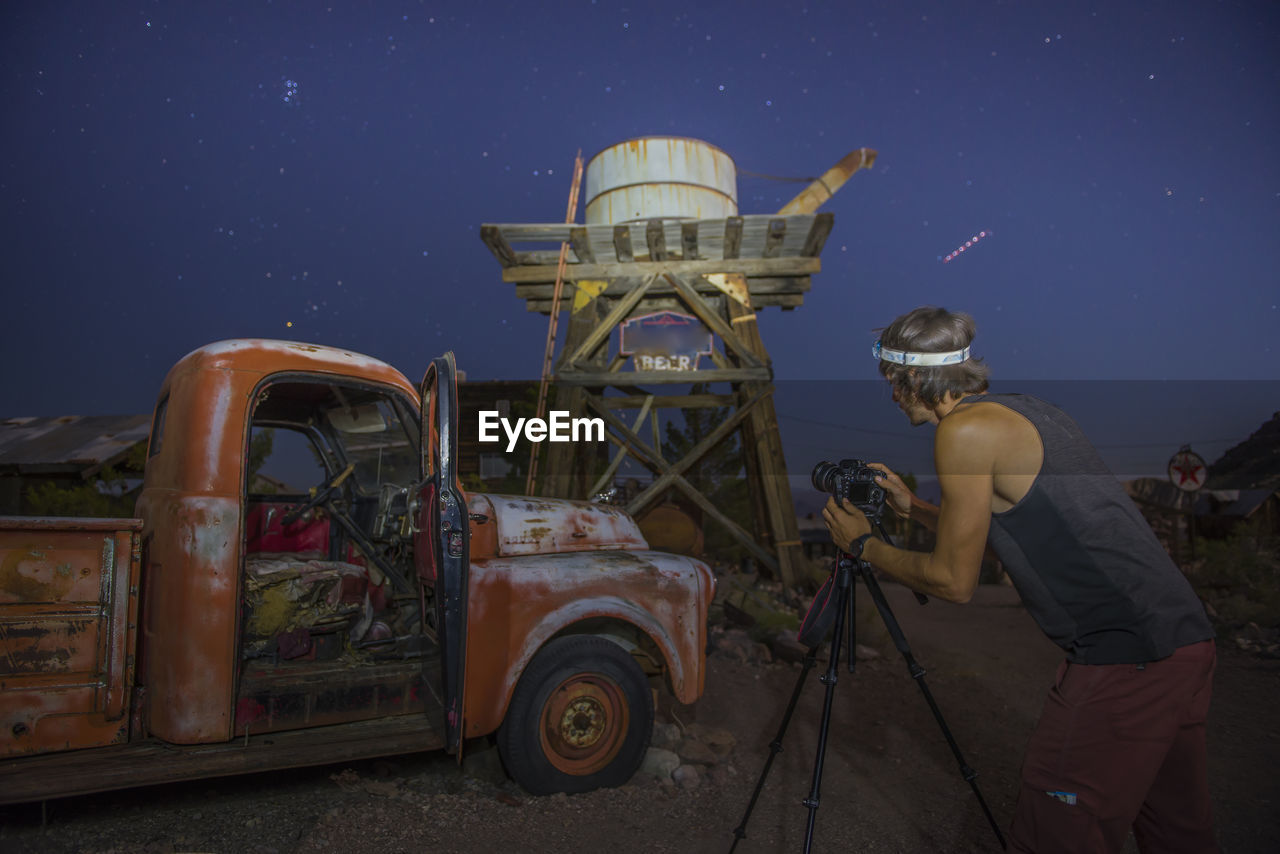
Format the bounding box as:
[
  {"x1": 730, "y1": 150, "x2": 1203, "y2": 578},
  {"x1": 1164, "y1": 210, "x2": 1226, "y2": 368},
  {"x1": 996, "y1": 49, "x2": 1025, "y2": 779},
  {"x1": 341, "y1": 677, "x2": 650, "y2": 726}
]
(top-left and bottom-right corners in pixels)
[{"x1": 877, "y1": 306, "x2": 990, "y2": 405}]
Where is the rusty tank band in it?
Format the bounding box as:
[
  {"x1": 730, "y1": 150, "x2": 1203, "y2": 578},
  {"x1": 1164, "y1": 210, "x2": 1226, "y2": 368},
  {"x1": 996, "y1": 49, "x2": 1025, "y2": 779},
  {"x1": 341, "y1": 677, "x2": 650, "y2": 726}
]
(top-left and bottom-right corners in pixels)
[{"x1": 873, "y1": 340, "x2": 971, "y2": 367}]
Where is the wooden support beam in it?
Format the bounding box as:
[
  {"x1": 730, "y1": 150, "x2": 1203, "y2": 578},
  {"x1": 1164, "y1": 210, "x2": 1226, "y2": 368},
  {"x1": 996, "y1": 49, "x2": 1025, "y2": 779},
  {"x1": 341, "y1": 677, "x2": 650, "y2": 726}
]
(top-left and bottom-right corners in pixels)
[
  {"x1": 665, "y1": 474, "x2": 780, "y2": 575},
  {"x1": 646, "y1": 219, "x2": 667, "y2": 261},
  {"x1": 480, "y1": 225, "x2": 518, "y2": 267},
  {"x1": 622, "y1": 388, "x2": 772, "y2": 517},
  {"x1": 583, "y1": 396, "x2": 671, "y2": 472},
  {"x1": 737, "y1": 384, "x2": 772, "y2": 567},
  {"x1": 563, "y1": 275, "x2": 657, "y2": 368},
  {"x1": 582, "y1": 397, "x2": 779, "y2": 574},
  {"x1": 724, "y1": 282, "x2": 803, "y2": 587},
  {"x1": 514, "y1": 250, "x2": 565, "y2": 266},
  {"x1": 601, "y1": 394, "x2": 736, "y2": 409},
  {"x1": 613, "y1": 225, "x2": 634, "y2": 262},
  {"x1": 681, "y1": 222, "x2": 699, "y2": 259},
  {"x1": 651, "y1": 406, "x2": 664, "y2": 462},
  {"x1": 801, "y1": 212, "x2": 835, "y2": 257},
  {"x1": 569, "y1": 227, "x2": 594, "y2": 264},
  {"x1": 663, "y1": 273, "x2": 765, "y2": 369},
  {"x1": 750, "y1": 294, "x2": 806, "y2": 309},
  {"x1": 763, "y1": 218, "x2": 787, "y2": 258},
  {"x1": 502, "y1": 255, "x2": 820, "y2": 284},
  {"x1": 515, "y1": 276, "x2": 810, "y2": 302},
  {"x1": 751, "y1": 277, "x2": 812, "y2": 295},
  {"x1": 723, "y1": 216, "x2": 743, "y2": 259},
  {"x1": 487, "y1": 223, "x2": 576, "y2": 241},
  {"x1": 587, "y1": 395, "x2": 655, "y2": 498},
  {"x1": 558, "y1": 295, "x2": 690, "y2": 315},
  {"x1": 524, "y1": 292, "x2": 807, "y2": 314},
  {"x1": 556, "y1": 367, "x2": 771, "y2": 386}
]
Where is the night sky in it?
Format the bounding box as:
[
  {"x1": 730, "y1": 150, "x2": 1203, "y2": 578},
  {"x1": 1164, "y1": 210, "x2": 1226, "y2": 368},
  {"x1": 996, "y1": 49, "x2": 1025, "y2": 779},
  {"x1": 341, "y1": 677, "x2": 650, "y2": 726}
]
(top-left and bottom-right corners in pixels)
[{"x1": 3, "y1": 1, "x2": 1277, "y2": 485}]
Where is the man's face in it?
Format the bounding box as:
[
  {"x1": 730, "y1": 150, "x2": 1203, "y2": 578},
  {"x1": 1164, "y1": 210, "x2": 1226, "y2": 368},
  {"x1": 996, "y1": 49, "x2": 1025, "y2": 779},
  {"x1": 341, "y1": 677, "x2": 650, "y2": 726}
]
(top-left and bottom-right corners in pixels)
[{"x1": 891, "y1": 380, "x2": 936, "y2": 426}]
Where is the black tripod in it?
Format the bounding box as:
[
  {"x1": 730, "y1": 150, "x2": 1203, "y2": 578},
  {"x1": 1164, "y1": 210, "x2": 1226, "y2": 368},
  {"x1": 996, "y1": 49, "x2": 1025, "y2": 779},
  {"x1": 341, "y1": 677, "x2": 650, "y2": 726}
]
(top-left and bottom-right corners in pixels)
[{"x1": 729, "y1": 525, "x2": 1007, "y2": 853}]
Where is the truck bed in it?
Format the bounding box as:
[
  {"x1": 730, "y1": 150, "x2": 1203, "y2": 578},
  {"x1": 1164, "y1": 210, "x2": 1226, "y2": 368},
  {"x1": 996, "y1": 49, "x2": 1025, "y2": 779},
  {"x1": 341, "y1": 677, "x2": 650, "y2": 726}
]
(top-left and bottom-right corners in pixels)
[
  {"x1": 0, "y1": 712, "x2": 445, "y2": 805},
  {"x1": 1, "y1": 516, "x2": 142, "y2": 757}
]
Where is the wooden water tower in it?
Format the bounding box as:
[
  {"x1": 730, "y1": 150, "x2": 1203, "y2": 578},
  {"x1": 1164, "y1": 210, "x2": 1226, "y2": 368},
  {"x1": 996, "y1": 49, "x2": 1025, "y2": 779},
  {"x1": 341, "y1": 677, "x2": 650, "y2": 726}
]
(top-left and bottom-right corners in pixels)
[{"x1": 480, "y1": 137, "x2": 874, "y2": 586}]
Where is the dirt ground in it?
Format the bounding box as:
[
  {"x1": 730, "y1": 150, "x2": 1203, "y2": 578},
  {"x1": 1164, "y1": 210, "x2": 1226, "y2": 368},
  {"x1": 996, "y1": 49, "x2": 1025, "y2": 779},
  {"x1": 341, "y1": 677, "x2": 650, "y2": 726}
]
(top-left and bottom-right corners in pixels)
[{"x1": 2, "y1": 583, "x2": 1277, "y2": 853}]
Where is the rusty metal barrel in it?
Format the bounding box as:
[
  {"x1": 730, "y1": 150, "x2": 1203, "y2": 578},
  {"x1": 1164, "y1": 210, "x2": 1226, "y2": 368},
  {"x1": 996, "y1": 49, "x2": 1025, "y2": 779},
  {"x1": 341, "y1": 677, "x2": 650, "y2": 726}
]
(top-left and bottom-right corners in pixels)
[{"x1": 584, "y1": 137, "x2": 738, "y2": 225}]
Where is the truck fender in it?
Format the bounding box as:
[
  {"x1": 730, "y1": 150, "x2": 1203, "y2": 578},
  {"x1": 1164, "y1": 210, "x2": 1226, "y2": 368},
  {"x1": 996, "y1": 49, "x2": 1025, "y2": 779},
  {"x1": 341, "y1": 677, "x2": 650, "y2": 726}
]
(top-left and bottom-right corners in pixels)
[{"x1": 497, "y1": 596, "x2": 689, "y2": 721}]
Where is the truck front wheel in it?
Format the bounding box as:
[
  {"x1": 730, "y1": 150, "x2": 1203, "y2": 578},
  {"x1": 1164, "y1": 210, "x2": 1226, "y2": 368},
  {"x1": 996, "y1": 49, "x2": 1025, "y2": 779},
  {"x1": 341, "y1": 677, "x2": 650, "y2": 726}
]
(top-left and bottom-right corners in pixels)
[{"x1": 498, "y1": 634, "x2": 653, "y2": 795}]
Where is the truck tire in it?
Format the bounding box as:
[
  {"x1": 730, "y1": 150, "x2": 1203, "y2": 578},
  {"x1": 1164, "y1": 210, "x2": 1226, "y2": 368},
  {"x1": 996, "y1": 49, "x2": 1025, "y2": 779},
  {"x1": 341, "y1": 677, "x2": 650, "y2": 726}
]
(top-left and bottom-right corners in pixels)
[{"x1": 497, "y1": 634, "x2": 654, "y2": 795}]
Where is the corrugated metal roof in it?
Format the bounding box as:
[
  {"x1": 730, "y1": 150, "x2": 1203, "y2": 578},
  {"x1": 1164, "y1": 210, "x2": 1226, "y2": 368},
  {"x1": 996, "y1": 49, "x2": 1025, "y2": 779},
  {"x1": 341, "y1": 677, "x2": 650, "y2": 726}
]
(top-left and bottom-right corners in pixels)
[
  {"x1": 1125, "y1": 477, "x2": 1275, "y2": 518},
  {"x1": 0, "y1": 415, "x2": 151, "y2": 477},
  {"x1": 1196, "y1": 488, "x2": 1275, "y2": 519}
]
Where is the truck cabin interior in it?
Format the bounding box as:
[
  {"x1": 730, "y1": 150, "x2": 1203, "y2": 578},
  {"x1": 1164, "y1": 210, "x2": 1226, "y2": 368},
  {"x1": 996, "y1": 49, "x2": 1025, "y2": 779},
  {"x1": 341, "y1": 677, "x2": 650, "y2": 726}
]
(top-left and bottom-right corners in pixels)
[{"x1": 235, "y1": 376, "x2": 442, "y2": 736}]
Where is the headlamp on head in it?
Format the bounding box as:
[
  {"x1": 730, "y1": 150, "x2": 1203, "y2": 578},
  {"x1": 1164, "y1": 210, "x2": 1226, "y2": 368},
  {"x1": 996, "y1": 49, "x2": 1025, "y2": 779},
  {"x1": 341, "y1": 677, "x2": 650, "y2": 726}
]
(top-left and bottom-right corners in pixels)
[{"x1": 872, "y1": 340, "x2": 971, "y2": 367}]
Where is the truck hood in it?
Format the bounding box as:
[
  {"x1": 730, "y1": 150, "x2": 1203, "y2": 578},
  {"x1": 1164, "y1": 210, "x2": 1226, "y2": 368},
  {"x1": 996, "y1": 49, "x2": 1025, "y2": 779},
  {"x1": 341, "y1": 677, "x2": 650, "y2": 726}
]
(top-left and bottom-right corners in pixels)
[{"x1": 467, "y1": 493, "x2": 648, "y2": 557}]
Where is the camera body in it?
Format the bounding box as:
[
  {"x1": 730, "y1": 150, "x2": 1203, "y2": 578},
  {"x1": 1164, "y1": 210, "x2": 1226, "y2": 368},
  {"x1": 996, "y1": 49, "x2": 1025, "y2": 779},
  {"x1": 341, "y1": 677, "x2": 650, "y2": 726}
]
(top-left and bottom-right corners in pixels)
[{"x1": 812, "y1": 459, "x2": 887, "y2": 518}]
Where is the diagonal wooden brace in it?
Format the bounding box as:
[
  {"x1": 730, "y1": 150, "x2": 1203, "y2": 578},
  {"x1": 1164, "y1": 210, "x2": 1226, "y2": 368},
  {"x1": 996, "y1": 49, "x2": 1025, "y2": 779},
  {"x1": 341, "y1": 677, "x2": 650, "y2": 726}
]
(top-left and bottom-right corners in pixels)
[
  {"x1": 563, "y1": 273, "x2": 657, "y2": 369},
  {"x1": 587, "y1": 395, "x2": 656, "y2": 498},
  {"x1": 662, "y1": 273, "x2": 765, "y2": 370},
  {"x1": 619, "y1": 389, "x2": 772, "y2": 515},
  {"x1": 583, "y1": 396, "x2": 780, "y2": 573}
]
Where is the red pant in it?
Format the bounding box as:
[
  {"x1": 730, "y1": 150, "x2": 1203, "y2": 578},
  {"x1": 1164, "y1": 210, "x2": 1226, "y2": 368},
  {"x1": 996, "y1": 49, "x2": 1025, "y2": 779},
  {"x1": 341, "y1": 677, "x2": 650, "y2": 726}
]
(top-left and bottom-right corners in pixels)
[{"x1": 1009, "y1": 639, "x2": 1218, "y2": 853}]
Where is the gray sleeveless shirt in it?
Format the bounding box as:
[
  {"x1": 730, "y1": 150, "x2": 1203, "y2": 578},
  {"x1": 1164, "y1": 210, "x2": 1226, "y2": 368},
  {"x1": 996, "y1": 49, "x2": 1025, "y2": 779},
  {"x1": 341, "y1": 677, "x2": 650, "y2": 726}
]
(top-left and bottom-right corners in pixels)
[{"x1": 972, "y1": 394, "x2": 1214, "y2": 664}]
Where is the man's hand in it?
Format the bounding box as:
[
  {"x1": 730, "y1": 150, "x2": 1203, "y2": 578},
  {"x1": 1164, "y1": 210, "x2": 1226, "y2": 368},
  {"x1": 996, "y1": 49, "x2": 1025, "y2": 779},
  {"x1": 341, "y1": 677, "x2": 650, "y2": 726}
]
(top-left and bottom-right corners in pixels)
[
  {"x1": 823, "y1": 496, "x2": 872, "y2": 552},
  {"x1": 866, "y1": 463, "x2": 915, "y2": 519}
]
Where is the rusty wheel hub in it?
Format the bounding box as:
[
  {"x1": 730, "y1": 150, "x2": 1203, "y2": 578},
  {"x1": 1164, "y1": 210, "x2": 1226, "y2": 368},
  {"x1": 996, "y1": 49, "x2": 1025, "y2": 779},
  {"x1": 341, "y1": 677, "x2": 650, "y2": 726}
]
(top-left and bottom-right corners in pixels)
[
  {"x1": 560, "y1": 696, "x2": 606, "y2": 747},
  {"x1": 540, "y1": 673, "x2": 629, "y2": 775}
]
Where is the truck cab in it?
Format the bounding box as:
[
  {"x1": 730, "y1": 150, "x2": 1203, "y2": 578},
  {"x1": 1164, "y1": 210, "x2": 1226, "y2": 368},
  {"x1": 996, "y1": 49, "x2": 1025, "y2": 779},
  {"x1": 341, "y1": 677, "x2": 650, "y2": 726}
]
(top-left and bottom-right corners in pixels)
[{"x1": 1, "y1": 340, "x2": 714, "y2": 800}]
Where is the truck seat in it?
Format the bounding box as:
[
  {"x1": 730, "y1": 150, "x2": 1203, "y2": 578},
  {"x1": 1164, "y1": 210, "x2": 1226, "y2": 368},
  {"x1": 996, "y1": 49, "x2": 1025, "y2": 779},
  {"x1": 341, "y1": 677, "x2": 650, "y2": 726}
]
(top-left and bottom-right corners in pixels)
[
  {"x1": 244, "y1": 502, "x2": 330, "y2": 557},
  {"x1": 241, "y1": 556, "x2": 392, "y2": 661}
]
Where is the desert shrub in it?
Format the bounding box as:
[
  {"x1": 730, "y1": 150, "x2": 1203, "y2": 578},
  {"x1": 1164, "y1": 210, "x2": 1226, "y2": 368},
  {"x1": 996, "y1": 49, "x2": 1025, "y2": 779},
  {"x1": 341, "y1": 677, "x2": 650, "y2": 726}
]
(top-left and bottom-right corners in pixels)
[
  {"x1": 1188, "y1": 521, "x2": 1280, "y2": 628},
  {"x1": 22, "y1": 444, "x2": 146, "y2": 518}
]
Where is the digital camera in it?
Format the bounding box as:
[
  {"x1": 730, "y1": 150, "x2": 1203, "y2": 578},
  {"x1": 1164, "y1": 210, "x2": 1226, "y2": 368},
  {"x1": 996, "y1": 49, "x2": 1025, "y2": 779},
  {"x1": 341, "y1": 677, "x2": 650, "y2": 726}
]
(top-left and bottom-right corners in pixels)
[{"x1": 811, "y1": 459, "x2": 887, "y2": 517}]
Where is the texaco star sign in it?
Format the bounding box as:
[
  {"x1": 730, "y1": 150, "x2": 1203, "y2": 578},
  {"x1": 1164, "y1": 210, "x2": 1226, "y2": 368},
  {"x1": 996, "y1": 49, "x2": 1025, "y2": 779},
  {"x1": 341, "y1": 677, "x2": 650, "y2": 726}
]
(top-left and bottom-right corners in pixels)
[{"x1": 1167, "y1": 445, "x2": 1208, "y2": 492}]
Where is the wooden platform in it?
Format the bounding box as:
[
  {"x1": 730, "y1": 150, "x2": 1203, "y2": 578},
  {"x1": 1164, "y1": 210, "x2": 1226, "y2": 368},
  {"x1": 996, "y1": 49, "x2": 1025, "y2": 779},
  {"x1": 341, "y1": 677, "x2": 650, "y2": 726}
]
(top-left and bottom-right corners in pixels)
[{"x1": 482, "y1": 213, "x2": 833, "y2": 313}]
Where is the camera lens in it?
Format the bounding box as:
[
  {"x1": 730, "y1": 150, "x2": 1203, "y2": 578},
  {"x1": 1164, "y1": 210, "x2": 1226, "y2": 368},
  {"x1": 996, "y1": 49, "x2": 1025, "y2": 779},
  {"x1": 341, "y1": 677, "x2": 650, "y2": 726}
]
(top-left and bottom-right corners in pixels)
[{"x1": 811, "y1": 461, "x2": 837, "y2": 493}]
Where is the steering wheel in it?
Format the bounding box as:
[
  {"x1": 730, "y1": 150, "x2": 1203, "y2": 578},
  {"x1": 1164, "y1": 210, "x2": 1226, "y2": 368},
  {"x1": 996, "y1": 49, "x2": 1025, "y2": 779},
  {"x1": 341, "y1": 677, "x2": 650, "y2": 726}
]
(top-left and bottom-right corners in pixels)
[{"x1": 281, "y1": 463, "x2": 356, "y2": 527}]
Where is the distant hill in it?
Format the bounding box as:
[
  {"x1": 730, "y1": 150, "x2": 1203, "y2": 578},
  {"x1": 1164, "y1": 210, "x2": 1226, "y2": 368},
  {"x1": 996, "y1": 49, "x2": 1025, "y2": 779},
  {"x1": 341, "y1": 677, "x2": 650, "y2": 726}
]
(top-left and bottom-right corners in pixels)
[{"x1": 1208, "y1": 411, "x2": 1280, "y2": 490}]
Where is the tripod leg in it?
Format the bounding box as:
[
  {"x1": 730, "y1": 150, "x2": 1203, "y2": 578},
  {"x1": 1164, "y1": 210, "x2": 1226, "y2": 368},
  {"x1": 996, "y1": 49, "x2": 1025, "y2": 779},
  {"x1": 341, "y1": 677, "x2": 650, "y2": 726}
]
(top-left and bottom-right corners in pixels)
[
  {"x1": 801, "y1": 573, "x2": 853, "y2": 854},
  {"x1": 729, "y1": 644, "x2": 821, "y2": 853},
  {"x1": 856, "y1": 563, "x2": 1008, "y2": 851}
]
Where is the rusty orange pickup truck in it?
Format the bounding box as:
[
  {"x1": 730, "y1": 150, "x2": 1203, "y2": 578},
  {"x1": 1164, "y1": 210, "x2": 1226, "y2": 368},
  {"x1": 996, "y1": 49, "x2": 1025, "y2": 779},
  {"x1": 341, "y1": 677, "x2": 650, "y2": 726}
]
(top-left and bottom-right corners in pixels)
[{"x1": 0, "y1": 340, "x2": 714, "y2": 803}]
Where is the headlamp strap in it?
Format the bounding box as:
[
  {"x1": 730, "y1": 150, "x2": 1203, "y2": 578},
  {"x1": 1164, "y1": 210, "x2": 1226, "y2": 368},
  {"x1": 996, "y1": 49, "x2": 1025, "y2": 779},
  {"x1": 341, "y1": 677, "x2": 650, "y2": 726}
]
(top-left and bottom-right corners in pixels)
[{"x1": 872, "y1": 340, "x2": 971, "y2": 366}]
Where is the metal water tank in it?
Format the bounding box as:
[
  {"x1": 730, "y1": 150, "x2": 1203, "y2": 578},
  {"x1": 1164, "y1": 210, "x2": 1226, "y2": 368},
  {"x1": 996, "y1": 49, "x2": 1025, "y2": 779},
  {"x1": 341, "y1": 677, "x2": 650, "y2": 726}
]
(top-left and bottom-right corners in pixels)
[{"x1": 584, "y1": 137, "x2": 738, "y2": 225}]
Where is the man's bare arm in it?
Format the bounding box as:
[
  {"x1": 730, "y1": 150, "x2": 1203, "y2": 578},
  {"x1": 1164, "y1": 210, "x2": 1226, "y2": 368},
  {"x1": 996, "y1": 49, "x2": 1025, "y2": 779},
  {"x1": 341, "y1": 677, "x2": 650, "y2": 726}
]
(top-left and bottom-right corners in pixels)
[
  {"x1": 861, "y1": 413, "x2": 997, "y2": 603},
  {"x1": 905, "y1": 494, "x2": 942, "y2": 532},
  {"x1": 889, "y1": 486, "x2": 999, "y2": 562},
  {"x1": 866, "y1": 463, "x2": 941, "y2": 533}
]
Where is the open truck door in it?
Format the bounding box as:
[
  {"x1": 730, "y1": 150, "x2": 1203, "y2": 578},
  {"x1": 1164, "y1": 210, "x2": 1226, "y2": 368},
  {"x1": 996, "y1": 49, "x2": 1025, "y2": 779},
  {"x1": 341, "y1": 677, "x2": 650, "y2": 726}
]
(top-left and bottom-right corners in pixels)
[{"x1": 415, "y1": 352, "x2": 469, "y2": 754}]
